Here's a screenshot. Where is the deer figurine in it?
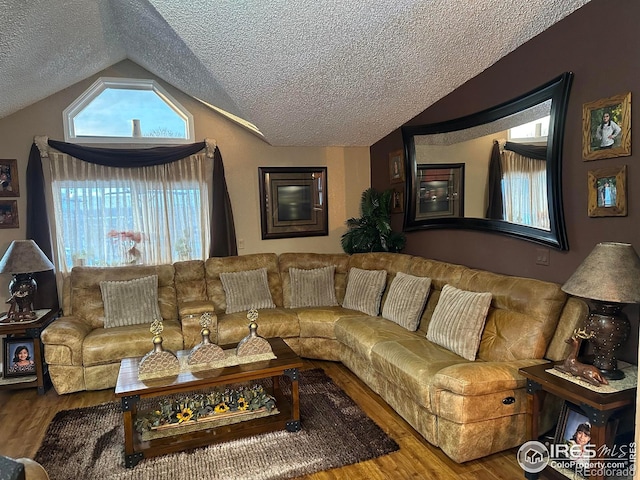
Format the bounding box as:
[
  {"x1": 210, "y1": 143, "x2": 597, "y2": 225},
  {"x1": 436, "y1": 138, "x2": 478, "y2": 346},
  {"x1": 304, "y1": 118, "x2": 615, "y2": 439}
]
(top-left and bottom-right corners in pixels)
[{"x1": 554, "y1": 328, "x2": 609, "y2": 386}]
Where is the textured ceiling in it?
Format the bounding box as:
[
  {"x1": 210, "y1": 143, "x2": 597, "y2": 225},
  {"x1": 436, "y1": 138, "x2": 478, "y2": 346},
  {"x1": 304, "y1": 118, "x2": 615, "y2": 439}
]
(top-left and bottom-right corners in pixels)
[{"x1": 0, "y1": 0, "x2": 591, "y2": 146}]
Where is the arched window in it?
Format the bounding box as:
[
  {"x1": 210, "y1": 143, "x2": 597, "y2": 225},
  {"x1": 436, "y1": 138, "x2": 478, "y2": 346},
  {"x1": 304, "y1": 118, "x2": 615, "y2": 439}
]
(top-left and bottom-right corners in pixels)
[{"x1": 63, "y1": 78, "x2": 194, "y2": 144}]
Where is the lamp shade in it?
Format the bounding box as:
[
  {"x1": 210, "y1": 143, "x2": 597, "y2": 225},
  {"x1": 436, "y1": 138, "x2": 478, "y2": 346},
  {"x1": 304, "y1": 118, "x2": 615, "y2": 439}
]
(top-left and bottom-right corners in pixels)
[
  {"x1": 561, "y1": 242, "x2": 640, "y2": 304},
  {"x1": 0, "y1": 240, "x2": 54, "y2": 274}
]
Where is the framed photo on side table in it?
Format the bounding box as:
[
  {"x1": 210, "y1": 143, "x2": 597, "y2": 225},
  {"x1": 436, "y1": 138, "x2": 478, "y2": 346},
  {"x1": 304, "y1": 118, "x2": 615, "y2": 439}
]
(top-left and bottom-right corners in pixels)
[
  {"x1": 0, "y1": 159, "x2": 19, "y2": 196},
  {"x1": 582, "y1": 92, "x2": 631, "y2": 161},
  {"x1": 3, "y1": 337, "x2": 36, "y2": 377},
  {"x1": 587, "y1": 165, "x2": 627, "y2": 217},
  {"x1": 259, "y1": 167, "x2": 328, "y2": 239}
]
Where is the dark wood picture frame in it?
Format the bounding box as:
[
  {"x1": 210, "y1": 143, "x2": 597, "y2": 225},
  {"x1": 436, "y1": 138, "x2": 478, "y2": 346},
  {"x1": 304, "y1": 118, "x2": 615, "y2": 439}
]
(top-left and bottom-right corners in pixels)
[
  {"x1": 258, "y1": 166, "x2": 328, "y2": 239},
  {"x1": 0, "y1": 200, "x2": 19, "y2": 228},
  {"x1": 587, "y1": 165, "x2": 627, "y2": 217},
  {"x1": 0, "y1": 159, "x2": 19, "y2": 197},
  {"x1": 389, "y1": 150, "x2": 405, "y2": 184},
  {"x1": 391, "y1": 188, "x2": 404, "y2": 213},
  {"x1": 3, "y1": 337, "x2": 36, "y2": 378},
  {"x1": 413, "y1": 163, "x2": 464, "y2": 220},
  {"x1": 582, "y1": 92, "x2": 631, "y2": 161},
  {"x1": 554, "y1": 402, "x2": 591, "y2": 446}
]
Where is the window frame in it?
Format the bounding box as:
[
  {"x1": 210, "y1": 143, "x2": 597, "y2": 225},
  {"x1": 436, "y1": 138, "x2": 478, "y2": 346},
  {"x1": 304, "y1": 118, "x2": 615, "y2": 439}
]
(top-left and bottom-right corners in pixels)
[{"x1": 62, "y1": 77, "x2": 195, "y2": 145}]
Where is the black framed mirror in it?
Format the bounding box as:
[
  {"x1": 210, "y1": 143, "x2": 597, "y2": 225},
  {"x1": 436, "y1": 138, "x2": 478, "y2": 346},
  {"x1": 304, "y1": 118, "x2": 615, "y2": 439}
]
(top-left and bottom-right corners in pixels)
[{"x1": 402, "y1": 72, "x2": 573, "y2": 250}]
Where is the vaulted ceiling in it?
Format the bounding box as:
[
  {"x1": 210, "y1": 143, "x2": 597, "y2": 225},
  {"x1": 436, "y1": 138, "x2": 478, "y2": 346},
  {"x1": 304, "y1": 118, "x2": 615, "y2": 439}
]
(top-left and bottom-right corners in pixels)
[{"x1": 0, "y1": 0, "x2": 591, "y2": 146}]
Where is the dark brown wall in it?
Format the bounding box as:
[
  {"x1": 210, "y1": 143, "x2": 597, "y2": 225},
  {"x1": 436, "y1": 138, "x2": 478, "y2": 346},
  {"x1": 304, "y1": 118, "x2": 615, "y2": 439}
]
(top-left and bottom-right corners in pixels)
[{"x1": 370, "y1": 0, "x2": 640, "y2": 362}]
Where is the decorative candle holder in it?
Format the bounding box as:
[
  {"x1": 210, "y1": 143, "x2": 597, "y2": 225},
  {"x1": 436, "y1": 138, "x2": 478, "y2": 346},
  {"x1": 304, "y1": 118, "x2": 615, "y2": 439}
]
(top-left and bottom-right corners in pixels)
[
  {"x1": 188, "y1": 312, "x2": 225, "y2": 365},
  {"x1": 139, "y1": 318, "x2": 179, "y2": 375},
  {"x1": 236, "y1": 309, "x2": 273, "y2": 356}
]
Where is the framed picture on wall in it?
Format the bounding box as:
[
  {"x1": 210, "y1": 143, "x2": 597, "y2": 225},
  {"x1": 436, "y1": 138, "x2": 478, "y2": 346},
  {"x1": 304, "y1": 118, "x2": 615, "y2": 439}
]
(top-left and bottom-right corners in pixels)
[
  {"x1": 391, "y1": 188, "x2": 404, "y2": 213},
  {"x1": 389, "y1": 150, "x2": 405, "y2": 184},
  {"x1": 582, "y1": 92, "x2": 631, "y2": 161},
  {"x1": 258, "y1": 167, "x2": 328, "y2": 239},
  {"x1": 587, "y1": 165, "x2": 627, "y2": 217},
  {"x1": 3, "y1": 337, "x2": 36, "y2": 378},
  {"x1": 0, "y1": 200, "x2": 19, "y2": 228},
  {"x1": 0, "y1": 159, "x2": 19, "y2": 196},
  {"x1": 413, "y1": 163, "x2": 464, "y2": 220}
]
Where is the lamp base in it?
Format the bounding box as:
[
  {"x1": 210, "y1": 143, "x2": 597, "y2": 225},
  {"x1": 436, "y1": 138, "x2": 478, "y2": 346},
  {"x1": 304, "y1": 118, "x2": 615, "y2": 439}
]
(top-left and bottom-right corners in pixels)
[
  {"x1": 584, "y1": 301, "x2": 630, "y2": 380},
  {"x1": 7, "y1": 273, "x2": 38, "y2": 322}
]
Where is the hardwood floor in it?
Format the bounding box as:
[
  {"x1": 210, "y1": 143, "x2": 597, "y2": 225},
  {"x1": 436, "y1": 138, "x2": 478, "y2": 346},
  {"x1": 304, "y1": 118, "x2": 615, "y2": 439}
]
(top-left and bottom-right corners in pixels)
[{"x1": 0, "y1": 359, "x2": 538, "y2": 479}]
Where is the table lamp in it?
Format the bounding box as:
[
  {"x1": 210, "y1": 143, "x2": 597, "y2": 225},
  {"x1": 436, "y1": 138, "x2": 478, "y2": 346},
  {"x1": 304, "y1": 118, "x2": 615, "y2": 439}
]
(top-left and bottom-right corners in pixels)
[
  {"x1": 0, "y1": 240, "x2": 55, "y2": 321},
  {"x1": 561, "y1": 242, "x2": 640, "y2": 380}
]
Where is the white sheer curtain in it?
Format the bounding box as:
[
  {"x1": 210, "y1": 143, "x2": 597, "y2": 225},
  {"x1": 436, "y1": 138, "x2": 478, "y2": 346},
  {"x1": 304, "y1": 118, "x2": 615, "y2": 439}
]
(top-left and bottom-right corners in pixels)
[
  {"x1": 501, "y1": 149, "x2": 550, "y2": 230},
  {"x1": 49, "y1": 152, "x2": 211, "y2": 273}
]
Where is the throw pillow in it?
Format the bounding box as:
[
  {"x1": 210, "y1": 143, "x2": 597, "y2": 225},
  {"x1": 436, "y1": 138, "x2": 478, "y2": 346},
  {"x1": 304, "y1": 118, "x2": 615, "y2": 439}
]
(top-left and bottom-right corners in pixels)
[
  {"x1": 100, "y1": 275, "x2": 162, "y2": 328},
  {"x1": 289, "y1": 265, "x2": 338, "y2": 308},
  {"x1": 342, "y1": 267, "x2": 387, "y2": 316},
  {"x1": 381, "y1": 272, "x2": 432, "y2": 331},
  {"x1": 219, "y1": 268, "x2": 276, "y2": 314},
  {"x1": 426, "y1": 284, "x2": 492, "y2": 361}
]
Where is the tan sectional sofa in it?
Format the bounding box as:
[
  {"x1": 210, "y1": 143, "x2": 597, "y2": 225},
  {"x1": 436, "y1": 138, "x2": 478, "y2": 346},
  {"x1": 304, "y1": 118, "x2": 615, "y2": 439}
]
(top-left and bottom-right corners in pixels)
[{"x1": 41, "y1": 252, "x2": 586, "y2": 463}]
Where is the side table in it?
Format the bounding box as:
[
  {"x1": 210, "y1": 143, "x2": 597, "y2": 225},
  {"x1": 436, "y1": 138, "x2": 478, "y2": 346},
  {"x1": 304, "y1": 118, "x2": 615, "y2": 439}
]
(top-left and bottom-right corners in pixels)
[
  {"x1": 519, "y1": 362, "x2": 636, "y2": 480},
  {"x1": 0, "y1": 308, "x2": 58, "y2": 395}
]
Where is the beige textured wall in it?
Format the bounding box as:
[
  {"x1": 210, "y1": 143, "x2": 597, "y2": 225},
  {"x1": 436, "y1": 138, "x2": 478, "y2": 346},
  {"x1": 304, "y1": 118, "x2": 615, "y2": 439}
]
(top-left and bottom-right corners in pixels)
[{"x1": 0, "y1": 60, "x2": 370, "y2": 288}]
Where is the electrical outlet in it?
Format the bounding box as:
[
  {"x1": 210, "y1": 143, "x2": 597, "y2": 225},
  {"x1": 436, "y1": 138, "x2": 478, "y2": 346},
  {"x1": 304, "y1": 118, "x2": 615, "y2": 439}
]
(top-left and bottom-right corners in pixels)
[
  {"x1": 535, "y1": 248, "x2": 550, "y2": 266},
  {"x1": 238, "y1": 238, "x2": 245, "y2": 249}
]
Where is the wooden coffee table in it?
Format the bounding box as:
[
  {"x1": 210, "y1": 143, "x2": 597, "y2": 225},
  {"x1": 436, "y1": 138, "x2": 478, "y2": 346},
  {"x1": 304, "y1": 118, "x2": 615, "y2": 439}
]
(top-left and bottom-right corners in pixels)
[{"x1": 115, "y1": 337, "x2": 303, "y2": 468}]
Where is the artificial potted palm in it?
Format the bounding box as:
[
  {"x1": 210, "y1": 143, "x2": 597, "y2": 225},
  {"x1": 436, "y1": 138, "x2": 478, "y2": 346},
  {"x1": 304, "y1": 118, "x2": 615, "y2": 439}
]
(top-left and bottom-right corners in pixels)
[{"x1": 341, "y1": 188, "x2": 406, "y2": 254}]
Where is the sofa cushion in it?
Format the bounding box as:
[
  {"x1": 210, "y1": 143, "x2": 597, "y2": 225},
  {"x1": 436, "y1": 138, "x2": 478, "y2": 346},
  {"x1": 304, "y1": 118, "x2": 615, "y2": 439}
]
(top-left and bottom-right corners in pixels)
[
  {"x1": 216, "y1": 308, "x2": 300, "y2": 345},
  {"x1": 342, "y1": 267, "x2": 387, "y2": 316},
  {"x1": 426, "y1": 284, "x2": 492, "y2": 361},
  {"x1": 382, "y1": 272, "x2": 431, "y2": 331},
  {"x1": 289, "y1": 266, "x2": 338, "y2": 308},
  {"x1": 219, "y1": 267, "x2": 276, "y2": 314},
  {"x1": 100, "y1": 275, "x2": 162, "y2": 328},
  {"x1": 335, "y1": 316, "x2": 419, "y2": 360},
  {"x1": 82, "y1": 320, "x2": 184, "y2": 366},
  {"x1": 370, "y1": 337, "x2": 469, "y2": 411}
]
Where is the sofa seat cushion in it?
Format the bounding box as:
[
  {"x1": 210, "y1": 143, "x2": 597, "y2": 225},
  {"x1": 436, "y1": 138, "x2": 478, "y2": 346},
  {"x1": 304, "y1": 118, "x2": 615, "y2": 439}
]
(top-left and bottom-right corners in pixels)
[
  {"x1": 216, "y1": 308, "x2": 300, "y2": 345},
  {"x1": 370, "y1": 338, "x2": 468, "y2": 411},
  {"x1": 82, "y1": 320, "x2": 184, "y2": 367},
  {"x1": 334, "y1": 316, "x2": 418, "y2": 360},
  {"x1": 296, "y1": 306, "x2": 351, "y2": 339}
]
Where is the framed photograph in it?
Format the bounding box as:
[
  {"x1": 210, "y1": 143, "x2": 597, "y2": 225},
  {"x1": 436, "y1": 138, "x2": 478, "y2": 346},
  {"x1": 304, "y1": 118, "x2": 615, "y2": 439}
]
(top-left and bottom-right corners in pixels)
[
  {"x1": 3, "y1": 337, "x2": 36, "y2": 377},
  {"x1": 414, "y1": 163, "x2": 464, "y2": 220},
  {"x1": 258, "y1": 167, "x2": 328, "y2": 239},
  {"x1": 0, "y1": 200, "x2": 18, "y2": 228},
  {"x1": 0, "y1": 159, "x2": 19, "y2": 196},
  {"x1": 554, "y1": 402, "x2": 593, "y2": 460},
  {"x1": 391, "y1": 188, "x2": 404, "y2": 213},
  {"x1": 389, "y1": 150, "x2": 405, "y2": 184},
  {"x1": 582, "y1": 92, "x2": 631, "y2": 161},
  {"x1": 588, "y1": 165, "x2": 627, "y2": 217}
]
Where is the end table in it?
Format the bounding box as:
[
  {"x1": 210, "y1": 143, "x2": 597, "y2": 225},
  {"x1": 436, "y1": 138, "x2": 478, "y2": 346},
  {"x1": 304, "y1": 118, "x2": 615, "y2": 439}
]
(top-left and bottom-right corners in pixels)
[
  {"x1": 519, "y1": 362, "x2": 636, "y2": 480},
  {"x1": 0, "y1": 308, "x2": 58, "y2": 394}
]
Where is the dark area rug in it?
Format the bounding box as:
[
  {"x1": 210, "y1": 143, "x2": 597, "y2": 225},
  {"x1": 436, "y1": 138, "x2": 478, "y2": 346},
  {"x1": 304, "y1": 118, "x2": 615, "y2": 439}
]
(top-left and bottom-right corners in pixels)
[{"x1": 35, "y1": 368, "x2": 399, "y2": 479}]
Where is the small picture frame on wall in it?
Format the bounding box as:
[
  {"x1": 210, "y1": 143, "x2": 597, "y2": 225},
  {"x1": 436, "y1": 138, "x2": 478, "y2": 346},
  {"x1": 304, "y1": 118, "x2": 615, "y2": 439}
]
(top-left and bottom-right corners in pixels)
[
  {"x1": 391, "y1": 189, "x2": 404, "y2": 213},
  {"x1": 0, "y1": 200, "x2": 19, "y2": 228},
  {"x1": 0, "y1": 159, "x2": 19, "y2": 197},
  {"x1": 389, "y1": 150, "x2": 405, "y2": 184},
  {"x1": 582, "y1": 92, "x2": 631, "y2": 161},
  {"x1": 587, "y1": 165, "x2": 627, "y2": 217},
  {"x1": 3, "y1": 337, "x2": 36, "y2": 378}
]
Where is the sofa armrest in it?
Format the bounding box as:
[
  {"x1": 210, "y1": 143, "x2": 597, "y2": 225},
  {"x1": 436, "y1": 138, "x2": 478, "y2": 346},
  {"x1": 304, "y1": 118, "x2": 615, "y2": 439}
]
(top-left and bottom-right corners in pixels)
[
  {"x1": 41, "y1": 316, "x2": 93, "y2": 366},
  {"x1": 432, "y1": 359, "x2": 549, "y2": 396},
  {"x1": 179, "y1": 300, "x2": 217, "y2": 349}
]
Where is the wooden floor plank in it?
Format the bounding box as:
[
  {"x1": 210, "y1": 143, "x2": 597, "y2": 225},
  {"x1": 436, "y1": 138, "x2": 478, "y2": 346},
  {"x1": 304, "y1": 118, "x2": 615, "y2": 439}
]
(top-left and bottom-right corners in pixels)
[{"x1": 0, "y1": 359, "x2": 548, "y2": 479}]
